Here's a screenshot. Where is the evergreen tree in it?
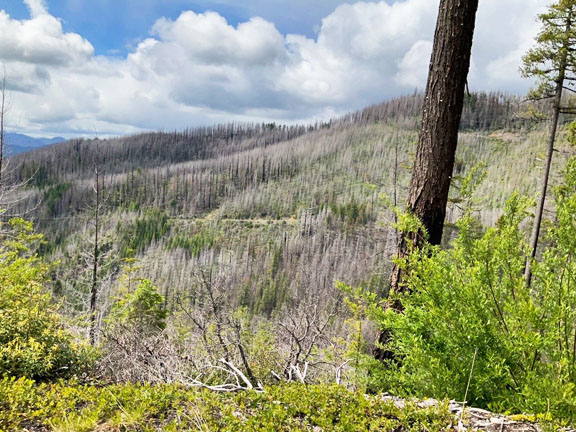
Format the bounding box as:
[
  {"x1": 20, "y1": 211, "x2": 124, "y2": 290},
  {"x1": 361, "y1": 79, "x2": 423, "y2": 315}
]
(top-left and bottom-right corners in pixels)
[{"x1": 522, "y1": 0, "x2": 576, "y2": 285}]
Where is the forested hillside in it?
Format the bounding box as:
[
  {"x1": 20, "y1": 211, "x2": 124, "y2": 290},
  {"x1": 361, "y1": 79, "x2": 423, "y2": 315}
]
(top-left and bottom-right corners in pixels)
[
  {"x1": 10, "y1": 0, "x2": 576, "y2": 428},
  {"x1": 5, "y1": 92, "x2": 557, "y2": 316},
  {"x1": 3, "y1": 90, "x2": 576, "y2": 429},
  {"x1": 0, "y1": 94, "x2": 559, "y2": 327}
]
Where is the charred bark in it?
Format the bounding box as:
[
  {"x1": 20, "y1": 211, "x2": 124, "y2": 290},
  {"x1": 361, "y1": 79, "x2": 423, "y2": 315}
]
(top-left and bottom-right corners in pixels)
[
  {"x1": 378, "y1": 0, "x2": 479, "y2": 361},
  {"x1": 389, "y1": 0, "x2": 479, "y2": 293}
]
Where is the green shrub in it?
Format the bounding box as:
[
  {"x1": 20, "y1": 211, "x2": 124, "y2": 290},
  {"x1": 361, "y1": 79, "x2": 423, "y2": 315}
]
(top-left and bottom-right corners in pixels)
[
  {"x1": 108, "y1": 278, "x2": 167, "y2": 333},
  {"x1": 0, "y1": 218, "x2": 91, "y2": 380},
  {"x1": 0, "y1": 379, "x2": 455, "y2": 432},
  {"x1": 361, "y1": 157, "x2": 576, "y2": 422}
]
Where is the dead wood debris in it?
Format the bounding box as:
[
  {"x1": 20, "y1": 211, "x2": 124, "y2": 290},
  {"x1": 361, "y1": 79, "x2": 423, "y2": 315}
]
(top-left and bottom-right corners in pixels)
[{"x1": 380, "y1": 395, "x2": 575, "y2": 432}]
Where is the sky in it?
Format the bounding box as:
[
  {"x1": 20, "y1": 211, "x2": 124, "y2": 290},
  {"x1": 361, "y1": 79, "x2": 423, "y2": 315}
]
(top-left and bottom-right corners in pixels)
[{"x1": 0, "y1": 0, "x2": 550, "y2": 138}]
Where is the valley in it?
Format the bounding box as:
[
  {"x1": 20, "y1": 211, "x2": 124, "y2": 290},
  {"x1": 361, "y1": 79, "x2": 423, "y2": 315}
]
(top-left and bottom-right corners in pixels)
[{"x1": 5, "y1": 93, "x2": 554, "y2": 318}]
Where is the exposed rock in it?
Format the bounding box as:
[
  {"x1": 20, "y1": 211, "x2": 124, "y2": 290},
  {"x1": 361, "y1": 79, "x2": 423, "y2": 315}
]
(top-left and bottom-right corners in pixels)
[{"x1": 380, "y1": 395, "x2": 574, "y2": 432}]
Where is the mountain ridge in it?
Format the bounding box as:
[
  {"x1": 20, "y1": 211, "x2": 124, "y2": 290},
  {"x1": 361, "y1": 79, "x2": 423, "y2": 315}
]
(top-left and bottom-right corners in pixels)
[{"x1": 4, "y1": 132, "x2": 66, "y2": 155}]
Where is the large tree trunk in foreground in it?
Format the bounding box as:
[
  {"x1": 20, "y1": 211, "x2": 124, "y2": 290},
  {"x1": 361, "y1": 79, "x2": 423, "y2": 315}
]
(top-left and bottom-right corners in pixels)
[
  {"x1": 376, "y1": 0, "x2": 479, "y2": 361},
  {"x1": 388, "y1": 0, "x2": 479, "y2": 293}
]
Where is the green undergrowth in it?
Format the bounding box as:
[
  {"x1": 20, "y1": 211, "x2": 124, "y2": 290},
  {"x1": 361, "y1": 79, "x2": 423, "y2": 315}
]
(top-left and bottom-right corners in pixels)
[
  {"x1": 344, "y1": 155, "x2": 576, "y2": 426},
  {"x1": 0, "y1": 379, "x2": 456, "y2": 432}
]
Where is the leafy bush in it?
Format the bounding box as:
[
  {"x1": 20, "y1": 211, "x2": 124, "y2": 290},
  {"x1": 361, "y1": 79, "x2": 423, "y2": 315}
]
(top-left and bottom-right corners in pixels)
[
  {"x1": 361, "y1": 157, "x2": 576, "y2": 422},
  {"x1": 108, "y1": 278, "x2": 167, "y2": 333},
  {"x1": 99, "y1": 272, "x2": 169, "y2": 382},
  {"x1": 0, "y1": 218, "x2": 91, "y2": 380}
]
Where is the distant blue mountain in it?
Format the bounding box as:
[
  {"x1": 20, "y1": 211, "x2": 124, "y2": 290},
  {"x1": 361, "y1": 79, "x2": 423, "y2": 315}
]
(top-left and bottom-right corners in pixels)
[{"x1": 4, "y1": 133, "x2": 66, "y2": 155}]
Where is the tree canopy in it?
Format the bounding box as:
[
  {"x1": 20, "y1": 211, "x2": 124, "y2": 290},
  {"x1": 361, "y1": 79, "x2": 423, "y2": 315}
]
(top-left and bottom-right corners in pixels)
[
  {"x1": 522, "y1": 0, "x2": 576, "y2": 101},
  {"x1": 522, "y1": 0, "x2": 576, "y2": 284}
]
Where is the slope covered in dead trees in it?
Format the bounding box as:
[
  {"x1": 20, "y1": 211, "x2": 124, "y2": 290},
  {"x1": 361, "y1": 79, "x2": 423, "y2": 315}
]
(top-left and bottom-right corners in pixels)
[
  {"x1": 4, "y1": 92, "x2": 558, "y2": 316},
  {"x1": 3, "y1": 92, "x2": 576, "y2": 427}
]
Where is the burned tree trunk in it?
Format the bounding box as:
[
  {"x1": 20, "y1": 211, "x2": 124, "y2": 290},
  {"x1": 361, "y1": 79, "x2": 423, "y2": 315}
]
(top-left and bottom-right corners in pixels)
[
  {"x1": 0, "y1": 65, "x2": 6, "y2": 191},
  {"x1": 89, "y1": 163, "x2": 101, "y2": 346},
  {"x1": 389, "y1": 0, "x2": 479, "y2": 293},
  {"x1": 377, "y1": 0, "x2": 479, "y2": 361}
]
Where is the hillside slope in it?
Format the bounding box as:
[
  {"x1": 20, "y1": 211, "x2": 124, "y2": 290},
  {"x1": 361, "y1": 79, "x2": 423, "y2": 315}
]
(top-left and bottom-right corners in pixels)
[{"x1": 4, "y1": 92, "x2": 566, "y2": 317}]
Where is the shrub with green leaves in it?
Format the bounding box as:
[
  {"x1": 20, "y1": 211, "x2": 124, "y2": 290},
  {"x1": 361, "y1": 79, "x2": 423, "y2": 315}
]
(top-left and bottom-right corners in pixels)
[
  {"x1": 0, "y1": 218, "x2": 91, "y2": 380},
  {"x1": 108, "y1": 278, "x2": 167, "y2": 333},
  {"x1": 359, "y1": 156, "x2": 576, "y2": 422},
  {"x1": 99, "y1": 275, "x2": 169, "y2": 382},
  {"x1": 0, "y1": 378, "x2": 456, "y2": 432}
]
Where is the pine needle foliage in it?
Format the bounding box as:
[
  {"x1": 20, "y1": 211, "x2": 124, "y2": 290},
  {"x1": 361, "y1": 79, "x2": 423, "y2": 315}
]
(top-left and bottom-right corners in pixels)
[{"x1": 522, "y1": 0, "x2": 576, "y2": 100}]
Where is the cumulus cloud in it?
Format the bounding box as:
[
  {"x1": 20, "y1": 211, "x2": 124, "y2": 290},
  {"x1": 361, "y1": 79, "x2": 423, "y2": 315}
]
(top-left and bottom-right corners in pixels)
[
  {"x1": 0, "y1": 8, "x2": 93, "y2": 67},
  {"x1": 471, "y1": 0, "x2": 545, "y2": 91},
  {"x1": 0, "y1": 0, "x2": 550, "y2": 136},
  {"x1": 395, "y1": 41, "x2": 432, "y2": 88},
  {"x1": 128, "y1": 12, "x2": 291, "y2": 113},
  {"x1": 23, "y1": 0, "x2": 47, "y2": 18},
  {"x1": 277, "y1": 0, "x2": 438, "y2": 107},
  {"x1": 151, "y1": 12, "x2": 287, "y2": 66}
]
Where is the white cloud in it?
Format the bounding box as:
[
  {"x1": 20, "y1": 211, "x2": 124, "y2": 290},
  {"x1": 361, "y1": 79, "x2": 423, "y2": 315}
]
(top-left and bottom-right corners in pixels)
[
  {"x1": 0, "y1": 0, "x2": 551, "y2": 137},
  {"x1": 0, "y1": 9, "x2": 93, "y2": 67},
  {"x1": 151, "y1": 12, "x2": 287, "y2": 66},
  {"x1": 395, "y1": 40, "x2": 432, "y2": 88},
  {"x1": 469, "y1": 0, "x2": 546, "y2": 91},
  {"x1": 23, "y1": 0, "x2": 48, "y2": 18},
  {"x1": 276, "y1": 0, "x2": 439, "y2": 108}
]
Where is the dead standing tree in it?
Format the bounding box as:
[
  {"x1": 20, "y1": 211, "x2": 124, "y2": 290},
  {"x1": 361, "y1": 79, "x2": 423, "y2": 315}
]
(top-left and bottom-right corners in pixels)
[
  {"x1": 86, "y1": 138, "x2": 114, "y2": 345},
  {"x1": 89, "y1": 156, "x2": 102, "y2": 345},
  {"x1": 0, "y1": 64, "x2": 42, "y2": 213},
  {"x1": 0, "y1": 63, "x2": 6, "y2": 190}
]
